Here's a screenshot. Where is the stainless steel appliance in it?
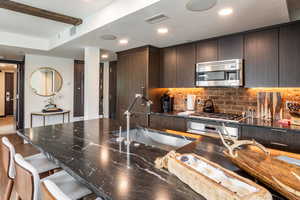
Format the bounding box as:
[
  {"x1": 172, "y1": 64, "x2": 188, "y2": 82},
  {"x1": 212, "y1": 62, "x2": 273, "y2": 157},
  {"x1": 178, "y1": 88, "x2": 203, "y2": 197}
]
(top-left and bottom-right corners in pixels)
[
  {"x1": 190, "y1": 112, "x2": 244, "y2": 123},
  {"x1": 187, "y1": 121, "x2": 239, "y2": 139},
  {"x1": 196, "y1": 59, "x2": 243, "y2": 87},
  {"x1": 186, "y1": 112, "x2": 244, "y2": 139}
]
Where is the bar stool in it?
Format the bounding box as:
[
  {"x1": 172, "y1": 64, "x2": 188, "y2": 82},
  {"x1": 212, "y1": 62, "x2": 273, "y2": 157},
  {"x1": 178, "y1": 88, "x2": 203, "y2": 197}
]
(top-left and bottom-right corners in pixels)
[
  {"x1": 14, "y1": 153, "x2": 93, "y2": 200},
  {"x1": 1, "y1": 137, "x2": 59, "y2": 200}
]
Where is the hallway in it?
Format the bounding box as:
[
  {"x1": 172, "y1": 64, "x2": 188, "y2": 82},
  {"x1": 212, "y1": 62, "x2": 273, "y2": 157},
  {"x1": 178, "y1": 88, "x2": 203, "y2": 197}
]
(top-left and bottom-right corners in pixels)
[{"x1": 0, "y1": 116, "x2": 16, "y2": 135}]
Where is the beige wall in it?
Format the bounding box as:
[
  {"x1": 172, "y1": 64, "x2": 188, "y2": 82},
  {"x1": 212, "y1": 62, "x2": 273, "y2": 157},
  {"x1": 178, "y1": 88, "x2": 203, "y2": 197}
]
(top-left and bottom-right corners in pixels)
[{"x1": 25, "y1": 54, "x2": 74, "y2": 128}]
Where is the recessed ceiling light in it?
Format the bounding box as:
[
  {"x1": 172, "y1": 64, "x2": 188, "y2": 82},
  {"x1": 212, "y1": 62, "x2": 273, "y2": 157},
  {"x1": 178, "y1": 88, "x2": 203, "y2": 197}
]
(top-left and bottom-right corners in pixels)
[
  {"x1": 157, "y1": 28, "x2": 168, "y2": 34},
  {"x1": 101, "y1": 34, "x2": 117, "y2": 40},
  {"x1": 218, "y1": 8, "x2": 233, "y2": 16},
  {"x1": 119, "y1": 39, "x2": 128, "y2": 45},
  {"x1": 101, "y1": 54, "x2": 108, "y2": 59}
]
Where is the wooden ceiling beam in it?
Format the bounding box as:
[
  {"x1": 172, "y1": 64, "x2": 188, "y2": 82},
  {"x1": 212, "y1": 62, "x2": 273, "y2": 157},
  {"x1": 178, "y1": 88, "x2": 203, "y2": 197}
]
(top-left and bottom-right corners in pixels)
[{"x1": 0, "y1": 0, "x2": 83, "y2": 26}]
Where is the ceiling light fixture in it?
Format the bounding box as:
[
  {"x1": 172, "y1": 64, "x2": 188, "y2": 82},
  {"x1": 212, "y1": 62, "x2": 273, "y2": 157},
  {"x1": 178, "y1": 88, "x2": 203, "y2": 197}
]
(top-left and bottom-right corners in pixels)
[
  {"x1": 119, "y1": 39, "x2": 128, "y2": 45},
  {"x1": 218, "y1": 8, "x2": 233, "y2": 16},
  {"x1": 157, "y1": 28, "x2": 168, "y2": 34},
  {"x1": 101, "y1": 34, "x2": 117, "y2": 40},
  {"x1": 186, "y1": 0, "x2": 217, "y2": 12},
  {"x1": 101, "y1": 54, "x2": 109, "y2": 59}
]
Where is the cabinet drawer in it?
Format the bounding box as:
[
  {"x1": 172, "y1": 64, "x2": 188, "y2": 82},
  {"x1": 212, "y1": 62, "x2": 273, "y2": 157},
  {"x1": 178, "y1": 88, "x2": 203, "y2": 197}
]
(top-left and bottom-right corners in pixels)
[
  {"x1": 241, "y1": 126, "x2": 300, "y2": 153},
  {"x1": 150, "y1": 115, "x2": 186, "y2": 132}
]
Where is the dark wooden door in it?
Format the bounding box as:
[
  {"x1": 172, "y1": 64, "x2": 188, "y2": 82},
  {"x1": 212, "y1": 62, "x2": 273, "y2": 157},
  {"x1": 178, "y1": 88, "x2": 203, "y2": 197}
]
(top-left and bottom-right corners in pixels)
[
  {"x1": 196, "y1": 39, "x2": 218, "y2": 63},
  {"x1": 176, "y1": 43, "x2": 196, "y2": 88},
  {"x1": 73, "y1": 61, "x2": 84, "y2": 117},
  {"x1": 244, "y1": 29, "x2": 279, "y2": 87},
  {"x1": 218, "y1": 34, "x2": 244, "y2": 60},
  {"x1": 279, "y1": 23, "x2": 300, "y2": 87},
  {"x1": 99, "y1": 63, "x2": 104, "y2": 116},
  {"x1": 109, "y1": 61, "x2": 117, "y2": 119},
  {"x1": 16, "y1": 62, "x2": 24, "y2": 129},
  {"x1": 160, "y1": 47, "x2": 177, "y2": 88},
  {"x1": 5, "y1": 72, "x2": 14, "y2": 116}
]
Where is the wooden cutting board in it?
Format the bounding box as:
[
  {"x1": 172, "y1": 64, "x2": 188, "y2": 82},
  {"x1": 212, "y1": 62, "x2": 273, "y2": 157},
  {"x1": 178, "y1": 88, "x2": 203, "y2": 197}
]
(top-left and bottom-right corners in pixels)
[{"x1": 225, "y1": 148, "x2": 300, "y2": 200}]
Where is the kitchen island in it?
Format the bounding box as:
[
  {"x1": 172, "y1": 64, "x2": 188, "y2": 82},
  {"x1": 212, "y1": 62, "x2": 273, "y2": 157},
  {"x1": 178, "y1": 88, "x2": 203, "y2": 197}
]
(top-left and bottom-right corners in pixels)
[{"x1": 17, "y1": 118, "x2": 257, "y2": 200}]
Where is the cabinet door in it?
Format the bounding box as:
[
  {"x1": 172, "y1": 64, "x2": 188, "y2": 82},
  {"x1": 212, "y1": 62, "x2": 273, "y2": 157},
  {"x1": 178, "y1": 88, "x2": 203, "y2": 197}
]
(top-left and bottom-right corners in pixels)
[
  {"x1": 241, "y1": 126, "x2": 300, "y2": 153},
  {"x1": 279, "y1": 23, "x2": 300, "y2": 87},
  {"x1": 109, "y1": 61, "x2": 117, "y2": 119},
  {"x1": 160, "y1": 47, "x2": 177, "y2": 88},
  {"x1": 116, "y1": 54, "x2": 130, "y2": 125},
  {"x1": 74, "y1": 61, "x2": 84, "y2": 117},
  {"x1": 244, "y1": 29, "x2": 279, "y2": 87},
  {"x1": 196, "y1": 39, "x2": 218, "y2": 63},
  {"x1": 176, "y1": 43, "x2": 196, "y2": 88},
  {"x1": 218, "y1": 35, "x2": 244, "y2": 60},
  {"x1": 150, "y1": 115, "x2": 186, "y2": 132}
]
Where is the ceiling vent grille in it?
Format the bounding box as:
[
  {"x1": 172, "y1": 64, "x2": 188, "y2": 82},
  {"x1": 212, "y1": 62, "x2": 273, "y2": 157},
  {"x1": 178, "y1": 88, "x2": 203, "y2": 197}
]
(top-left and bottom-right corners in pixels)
[
  {"x1": 145, "y1": 14, "x2": 169, "y2": 24},
  {"x1": 70, "y1": 26, "x2": 77, "y2": 36}
]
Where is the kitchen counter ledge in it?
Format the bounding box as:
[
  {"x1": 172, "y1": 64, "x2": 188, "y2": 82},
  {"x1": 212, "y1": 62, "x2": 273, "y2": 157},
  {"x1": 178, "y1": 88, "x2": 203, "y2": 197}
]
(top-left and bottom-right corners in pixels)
[{"x1": 151, "y1": 112, "x2": 300, "y2": 132}]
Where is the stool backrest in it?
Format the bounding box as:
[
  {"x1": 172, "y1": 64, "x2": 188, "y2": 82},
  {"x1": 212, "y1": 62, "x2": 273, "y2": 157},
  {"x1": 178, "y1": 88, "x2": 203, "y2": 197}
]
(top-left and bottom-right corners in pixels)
[
  {"x1": 1, "y1": 137, "x2": 16, "y2": 179},
  {"x1": 41, "y1": 180, "x2": 72, "y2": 200},
  {"x1": 14, "y1": 153, "x2": 40, "y2": 200}
]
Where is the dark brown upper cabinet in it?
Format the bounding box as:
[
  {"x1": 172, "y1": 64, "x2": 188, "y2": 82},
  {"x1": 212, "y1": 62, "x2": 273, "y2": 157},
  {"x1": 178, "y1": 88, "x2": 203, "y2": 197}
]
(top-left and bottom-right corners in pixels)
[
  {"x1": 244, "y1": 29, "x2": 279, "y2": 87},
  {"x1": 279, "y1": 23, "x2": 300, "y2": 87},
  {"x1": 176, "y1": 43, "x2": 196, "y2": 88},
  {"x1": 218, "y1": 35, "x2": 244, "y2": 60},
  {"x1": 160, "y1": 47, "x2": 177, "y2": 88},
  {"x1": 196, "y1": 39, "x2": 218, "y2": 63}
]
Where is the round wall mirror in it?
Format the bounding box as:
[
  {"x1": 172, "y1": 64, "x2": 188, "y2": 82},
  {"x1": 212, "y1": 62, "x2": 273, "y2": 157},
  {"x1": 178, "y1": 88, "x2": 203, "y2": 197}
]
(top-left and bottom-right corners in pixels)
[{"x1": 30, "y1": 67, "x2": 63, "y2": 97}]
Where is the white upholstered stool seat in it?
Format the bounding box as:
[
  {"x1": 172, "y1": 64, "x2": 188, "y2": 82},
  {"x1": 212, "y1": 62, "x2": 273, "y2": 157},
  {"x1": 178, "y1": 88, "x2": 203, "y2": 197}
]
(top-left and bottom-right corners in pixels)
[
  {"x1": 25, "y1": 153, "x2": 59, "y2": 174},
  {"x1": 41, "y1": 170, "x2": 92, "y2": 200},
  {"x1": 1, "y1": 137, "x2": 59, "y2": 179}
]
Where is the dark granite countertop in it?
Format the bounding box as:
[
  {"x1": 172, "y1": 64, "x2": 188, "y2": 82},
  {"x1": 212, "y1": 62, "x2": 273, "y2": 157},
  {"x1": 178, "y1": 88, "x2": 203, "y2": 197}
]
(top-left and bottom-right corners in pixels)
[
  {"x1": 17, "y1": 119, "x2": 240, "y2": 200},
  {"x1": 151, "y1": 111, "x2": 300, "y2": 132}
]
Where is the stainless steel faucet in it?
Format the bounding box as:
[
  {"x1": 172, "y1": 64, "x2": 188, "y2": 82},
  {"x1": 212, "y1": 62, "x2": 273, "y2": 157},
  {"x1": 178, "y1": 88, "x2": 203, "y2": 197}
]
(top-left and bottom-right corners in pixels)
[{"x1": 124, "y1": 94, "x2": 153, "y2": 144}]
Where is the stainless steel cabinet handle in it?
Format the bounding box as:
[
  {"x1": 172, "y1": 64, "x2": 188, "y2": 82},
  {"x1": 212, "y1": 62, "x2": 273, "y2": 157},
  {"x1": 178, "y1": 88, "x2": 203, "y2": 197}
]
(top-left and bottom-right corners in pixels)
[
  {"x1": 270, "y1": 142, "x2": 288, "y2": 147},
  {"x1": 271, "y1": 129, "x2": 287, "y2": 133}
]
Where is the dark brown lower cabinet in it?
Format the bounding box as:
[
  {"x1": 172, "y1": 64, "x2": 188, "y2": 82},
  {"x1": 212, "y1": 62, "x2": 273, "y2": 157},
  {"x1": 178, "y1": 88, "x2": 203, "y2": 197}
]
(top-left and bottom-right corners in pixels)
[
  {"x1": 74, "y1": 61, "x2": 84, "y2": 117},
  {"x1": 240, "y1": 126, "x2": 300, "y2": 153},
  {"x1": 149, "y1": 115, "x2": 186, "y2": 132}
]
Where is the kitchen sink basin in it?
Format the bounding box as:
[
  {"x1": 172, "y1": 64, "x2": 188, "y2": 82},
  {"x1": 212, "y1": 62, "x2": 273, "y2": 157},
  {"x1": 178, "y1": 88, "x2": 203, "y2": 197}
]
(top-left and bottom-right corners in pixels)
[{"x1": 116, "y1": 128, "x2": 193, "y2": 151}]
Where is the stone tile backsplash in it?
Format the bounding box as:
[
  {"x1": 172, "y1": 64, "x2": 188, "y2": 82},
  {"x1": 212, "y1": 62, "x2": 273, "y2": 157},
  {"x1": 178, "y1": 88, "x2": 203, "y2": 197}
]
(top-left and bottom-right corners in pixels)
[{"x1": 166, "y1": 88, "x2": 300, "y2": 119}]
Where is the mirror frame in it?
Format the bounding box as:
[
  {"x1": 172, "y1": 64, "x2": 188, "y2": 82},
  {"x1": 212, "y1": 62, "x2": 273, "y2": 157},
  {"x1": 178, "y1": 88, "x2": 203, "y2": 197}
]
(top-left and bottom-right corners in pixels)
[{"x1": 30, "y1": 67, "x2": 63, "y2": 97}]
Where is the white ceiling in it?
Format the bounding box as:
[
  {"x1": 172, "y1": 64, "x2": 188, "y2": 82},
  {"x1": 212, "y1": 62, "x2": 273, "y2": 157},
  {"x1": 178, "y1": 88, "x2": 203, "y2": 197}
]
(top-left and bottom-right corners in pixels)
[
  {"x1": 67, "y1": 0, "x2": 289, "y2": 51},
  {"x1": 0, "y1": 0, "x2": 114, "y2": 38},
  {"x1": 0, "y1": 0, "x2": 291, "y2": 60}
]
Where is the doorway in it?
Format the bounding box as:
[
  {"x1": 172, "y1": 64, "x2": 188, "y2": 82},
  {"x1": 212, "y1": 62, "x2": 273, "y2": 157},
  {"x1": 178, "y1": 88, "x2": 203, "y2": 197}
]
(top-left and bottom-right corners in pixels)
[{"x1": 0, "y1": 60, "x2": 24, "y2": 134}]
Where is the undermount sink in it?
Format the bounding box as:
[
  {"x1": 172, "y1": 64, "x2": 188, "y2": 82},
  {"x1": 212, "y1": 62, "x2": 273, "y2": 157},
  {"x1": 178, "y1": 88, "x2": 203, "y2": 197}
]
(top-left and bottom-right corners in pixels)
[{"x1": 117, "y1": 128, "x2": 193, "y2": 151}]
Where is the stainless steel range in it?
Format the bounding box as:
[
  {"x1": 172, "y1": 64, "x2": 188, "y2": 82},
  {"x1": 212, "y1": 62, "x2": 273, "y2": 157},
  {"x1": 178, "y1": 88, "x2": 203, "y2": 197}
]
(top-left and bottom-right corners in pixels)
[
  {"x1": 186, "y1": 112, "x2": 244, "y2": 139},
  {"x1": 190, "y1": 112, "x2": 244, "y2": 123}
]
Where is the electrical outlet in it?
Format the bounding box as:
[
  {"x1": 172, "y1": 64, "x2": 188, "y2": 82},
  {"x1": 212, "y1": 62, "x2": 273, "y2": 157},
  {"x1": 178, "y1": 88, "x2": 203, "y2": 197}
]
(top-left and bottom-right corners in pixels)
[{"x1": 197, "y1": 99, "x2": 204, "y2": 105}]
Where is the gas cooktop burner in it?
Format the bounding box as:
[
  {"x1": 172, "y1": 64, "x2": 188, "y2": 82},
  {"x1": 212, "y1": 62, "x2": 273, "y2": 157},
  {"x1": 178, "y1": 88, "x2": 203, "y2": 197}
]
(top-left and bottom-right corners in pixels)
[{"x1": 190, "y1": 112, "x2": 244, "y2": 122}]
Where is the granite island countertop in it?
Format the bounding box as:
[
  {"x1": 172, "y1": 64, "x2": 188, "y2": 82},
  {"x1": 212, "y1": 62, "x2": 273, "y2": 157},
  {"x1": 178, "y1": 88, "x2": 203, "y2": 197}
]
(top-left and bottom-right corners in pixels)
[{"x1": 18, "y1": 118, "x2": 240, "y2": 200}]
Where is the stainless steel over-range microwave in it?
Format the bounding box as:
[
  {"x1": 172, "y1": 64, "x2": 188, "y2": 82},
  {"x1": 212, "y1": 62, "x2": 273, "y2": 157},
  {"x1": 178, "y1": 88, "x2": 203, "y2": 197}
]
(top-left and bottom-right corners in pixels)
[{"x1": 195, "y1": 59, "x2": 243, "y2": 87}]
